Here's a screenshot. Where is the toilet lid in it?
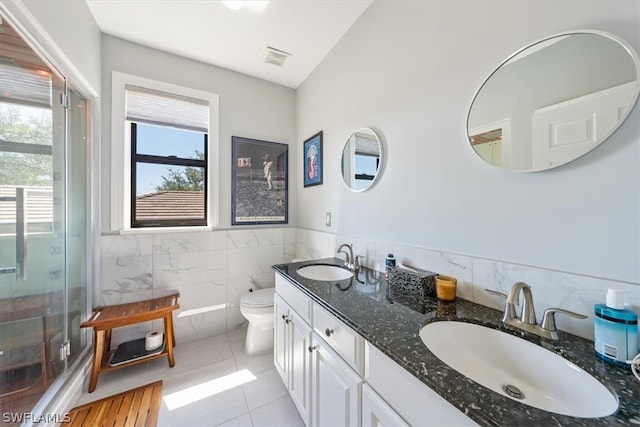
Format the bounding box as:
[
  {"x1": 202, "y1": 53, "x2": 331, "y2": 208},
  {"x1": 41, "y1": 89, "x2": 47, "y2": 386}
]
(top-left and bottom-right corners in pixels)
[{"x1": 241, "y1": 288, "x2": 275, "y2": 307}]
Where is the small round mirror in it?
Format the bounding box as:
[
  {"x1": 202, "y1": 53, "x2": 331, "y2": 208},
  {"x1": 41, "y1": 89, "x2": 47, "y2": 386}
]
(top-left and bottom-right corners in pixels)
[
  {"x1": 341, "y1": 128, "x2": 383, "y2": 191},
  {"x1": 467, "y1": 31, "x2": 640, "y2": 172}
]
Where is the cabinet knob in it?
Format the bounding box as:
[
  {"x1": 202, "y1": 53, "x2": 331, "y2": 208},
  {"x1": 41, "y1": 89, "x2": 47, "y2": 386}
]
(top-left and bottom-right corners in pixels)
[
  {"x1": 308, "y1": 345, "x2": 318, "y2": 353},
  {"x1": 325, "y1": 328, "x2": 334, "y2": 337}
]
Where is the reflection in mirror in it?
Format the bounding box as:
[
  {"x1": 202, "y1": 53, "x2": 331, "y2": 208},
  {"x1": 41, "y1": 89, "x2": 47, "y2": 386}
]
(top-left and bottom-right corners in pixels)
[
  {"x1": 341, "y1": 128, "x2": 382, "y2": 191},
  {"x1": 467, "y1": 31, "x2": 640, "y2": 172}
]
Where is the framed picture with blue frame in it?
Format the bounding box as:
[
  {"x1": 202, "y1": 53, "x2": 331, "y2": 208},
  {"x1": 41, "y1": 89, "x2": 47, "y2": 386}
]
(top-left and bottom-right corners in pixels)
[{"x1": 303, "y1": 131, "x2": 323, "y2": 187}]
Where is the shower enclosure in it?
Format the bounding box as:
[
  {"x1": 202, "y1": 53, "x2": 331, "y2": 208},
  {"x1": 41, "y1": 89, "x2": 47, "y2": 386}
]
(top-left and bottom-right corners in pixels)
[{"x1": 0, "y1": 15, "x2": 90, "y2": 417}]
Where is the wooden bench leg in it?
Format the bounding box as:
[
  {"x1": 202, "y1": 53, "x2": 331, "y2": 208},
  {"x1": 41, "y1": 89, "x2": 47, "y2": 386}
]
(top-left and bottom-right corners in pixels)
[
  {"x1": 88, "y1": 329, "x2": 106, "y2": 392},
  {"x1": 105, "y1": 328, "x2": 112, "y2": 353},
  {"x1": 164, "y1": 314, "x2": 176, "y2": 367},
  {"x1": 40, "y1": 342, "x2": 48, "y2": 388}
]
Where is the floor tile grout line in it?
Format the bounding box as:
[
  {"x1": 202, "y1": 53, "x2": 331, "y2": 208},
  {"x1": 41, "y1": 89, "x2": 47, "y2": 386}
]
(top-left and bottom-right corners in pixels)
[{"x1": 232, "y1": 330, "x2": 256, "y2": 425}]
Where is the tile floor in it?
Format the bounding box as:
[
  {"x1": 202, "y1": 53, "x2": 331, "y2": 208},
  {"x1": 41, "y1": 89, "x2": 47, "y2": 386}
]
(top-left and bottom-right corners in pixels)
[{"x1": 75, "y1": 329, "x2": 304, "y2": 426}]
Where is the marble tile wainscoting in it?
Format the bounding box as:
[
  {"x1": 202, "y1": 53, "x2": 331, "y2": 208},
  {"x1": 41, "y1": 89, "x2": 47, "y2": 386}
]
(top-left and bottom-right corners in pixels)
[
  {"x1": 98, "y1": 227, "x2": 638, "y2": 347},
  {"x1": 99, "y1": 229, "x2": 295, "y2": 346},
  {"x1": 294, "y1": 228, "x2": 640, "y2": 341}
]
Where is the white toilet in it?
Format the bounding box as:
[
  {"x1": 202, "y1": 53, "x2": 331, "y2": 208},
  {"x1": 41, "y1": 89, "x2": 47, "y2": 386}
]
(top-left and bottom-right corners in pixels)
[{"x1": 239, "y1": 288, "x2": 276, "y2": 355}]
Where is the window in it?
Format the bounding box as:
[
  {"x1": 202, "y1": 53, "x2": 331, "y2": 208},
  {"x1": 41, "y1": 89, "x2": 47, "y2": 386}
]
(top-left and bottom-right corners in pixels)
[
  {"x1": 127, "y1": 86, "x2": 209, "y2": 227},
  {"x1": 111, "y1": 73, "x2": 220, "y2": 230},
  {"x1": 0, "y1": 60, "x2": 55, "y2": 235}
]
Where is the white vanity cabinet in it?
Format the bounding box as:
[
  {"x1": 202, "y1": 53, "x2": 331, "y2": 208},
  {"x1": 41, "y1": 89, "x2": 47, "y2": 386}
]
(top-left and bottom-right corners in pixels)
[
  {"x1": 274, "y1": 272, "x2": 475, "y2": 427},
  {"x1": 276, "y1": 274, "x2": 362, "y2": 427}
]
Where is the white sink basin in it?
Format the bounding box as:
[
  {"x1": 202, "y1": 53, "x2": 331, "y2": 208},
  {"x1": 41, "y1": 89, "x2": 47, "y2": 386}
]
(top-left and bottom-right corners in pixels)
[
  {"x1": 419, "y1": 321, "x2": 618, "y2": 418},
  {"x1": 296, "y1": 264, "x2": 353, "y2": 281}
]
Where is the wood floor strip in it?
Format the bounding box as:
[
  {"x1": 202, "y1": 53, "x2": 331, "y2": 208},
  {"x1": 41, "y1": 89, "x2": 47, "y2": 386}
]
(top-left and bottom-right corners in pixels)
[{"x1": 63, "y1": 381, "x2": 162, "y2": 427}]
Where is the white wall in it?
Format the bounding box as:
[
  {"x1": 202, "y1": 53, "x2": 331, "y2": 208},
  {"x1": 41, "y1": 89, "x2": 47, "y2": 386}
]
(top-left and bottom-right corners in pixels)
[
  {"x1": 296, "y1": 0, "x2": 640, "y2": 285},
  {"x1": 100, "y1": 35, "x2": 297, "y2": 231}
]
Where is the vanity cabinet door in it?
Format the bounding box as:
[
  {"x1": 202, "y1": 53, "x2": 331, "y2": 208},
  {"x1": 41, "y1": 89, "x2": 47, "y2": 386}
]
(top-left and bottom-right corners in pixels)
[
  {"x1": 274, "y1": 294, "x2": 289, "y2": 385},
  {"x1": 362, "y1": 383, "x2": 409, "y2": 427},
  {"x1": 274, "y1": 294, "x2": 312, "y2": 425},
  {"x1": 289, "y1": 309, "x2": 312, "y2": 424},
  {"x1": 310, "y1": 335, "x2": 361, "y2": 427}
]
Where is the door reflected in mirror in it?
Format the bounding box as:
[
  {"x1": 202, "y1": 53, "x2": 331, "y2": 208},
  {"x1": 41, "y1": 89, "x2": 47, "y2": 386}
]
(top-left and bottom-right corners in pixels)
[
  {"x1": 341, "y1": 128, "x2": 383, "y2": 192},
  {"x1": 467, "y1": 31, "x2": 640, "y2": 172}
]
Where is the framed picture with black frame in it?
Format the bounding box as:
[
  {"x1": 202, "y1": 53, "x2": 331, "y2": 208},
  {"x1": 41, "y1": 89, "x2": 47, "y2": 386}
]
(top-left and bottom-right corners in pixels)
[
  {"x1": 232, "y1": 136, "x2": 288, "y2": 225},
  {"x1": 303, "y1": 131, "x2": 323, "y2": 187}
]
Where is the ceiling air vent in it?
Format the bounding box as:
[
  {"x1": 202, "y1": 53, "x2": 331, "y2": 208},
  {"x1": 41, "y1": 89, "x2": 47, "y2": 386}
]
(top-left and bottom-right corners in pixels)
[{"x1": 264, "y1": 46, "x2": 292, "y2": 67}]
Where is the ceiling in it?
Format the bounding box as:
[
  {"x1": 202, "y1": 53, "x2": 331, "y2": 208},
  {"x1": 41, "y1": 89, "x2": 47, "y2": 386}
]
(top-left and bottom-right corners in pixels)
[{"x1": 85, "y1": 0, "x2": 373, "y2": 89}]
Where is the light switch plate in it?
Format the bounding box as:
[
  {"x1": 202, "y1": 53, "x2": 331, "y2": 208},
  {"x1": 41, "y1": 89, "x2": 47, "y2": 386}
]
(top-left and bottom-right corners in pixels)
[{"x1": 325, "y1": 212, "x2": 332, "y2": 227}]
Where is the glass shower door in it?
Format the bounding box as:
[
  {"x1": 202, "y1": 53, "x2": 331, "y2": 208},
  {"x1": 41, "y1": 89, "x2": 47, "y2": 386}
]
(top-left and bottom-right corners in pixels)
[
  {"x1": 65, "y1": 85, "x2": 89, "y2": 367},
  {"x1": 0, "y1": 19, "x2": 68, "y2": 413}
]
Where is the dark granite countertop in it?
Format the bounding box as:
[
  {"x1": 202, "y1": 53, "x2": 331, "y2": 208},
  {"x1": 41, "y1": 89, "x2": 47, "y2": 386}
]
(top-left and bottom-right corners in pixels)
[{"x1": 273, "y1": 258, "x2": 640, "y2": 427}]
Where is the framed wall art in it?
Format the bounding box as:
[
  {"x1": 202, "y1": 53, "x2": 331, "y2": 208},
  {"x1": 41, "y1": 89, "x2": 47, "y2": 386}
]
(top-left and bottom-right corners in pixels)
[
  {"x1": 232, "y1": 136, "x2": 288, "y2": 225},
  {"x1": 303, "y1": 131, "x2": 323, "y2": 187}
]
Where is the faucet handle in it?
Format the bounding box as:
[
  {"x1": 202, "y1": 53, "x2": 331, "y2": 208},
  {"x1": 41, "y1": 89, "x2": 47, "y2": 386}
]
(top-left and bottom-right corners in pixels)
[
  {"x1": 485, "y1": 288, "x2": 517, "y2": 321},
  {"x1": 485, "y1": 288, "x2": 508, "y2": 300},
  {"x1": 541, "y1": 308, "x2": 587, "y2": 332}
]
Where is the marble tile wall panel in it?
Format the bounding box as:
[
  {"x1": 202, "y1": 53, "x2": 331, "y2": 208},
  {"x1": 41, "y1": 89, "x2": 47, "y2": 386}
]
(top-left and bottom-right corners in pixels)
[
  {"x1": 374, "y1": 240, "x2": 474, "y2": 302},
  {"x1": 284, "y1": 228, "x2": 296, "y2": 262},
  {"x1": 228, "y1": 229, "x2": 288, "y2": 277},
  {"x1": 99, "y1": 227, "x2": 639, "y2": 345},
  {"x1": 171, "y1": 280, "x2": 228, "y2": 342},
  {"x1": 296, "y1": 228, "x2": 640, "y2": 342},
  {"x1": 294, "y1": 229, "x2": 337, "y2": 260},
  {"x1": 102, "y1": 234, "x2": 153, "y2": 258},
  {"x1": 100, "y1": 234, "x2": 154, "y2": 306},
  {"x1": 153, "y1": 250, "x2": 227, "y2": 289},
  {"x1": 472, "y1": 258, "x2": 640, "y2": 341},
  {"x1": 99, "y1": 228, "x2": 292, "y2": 345}
]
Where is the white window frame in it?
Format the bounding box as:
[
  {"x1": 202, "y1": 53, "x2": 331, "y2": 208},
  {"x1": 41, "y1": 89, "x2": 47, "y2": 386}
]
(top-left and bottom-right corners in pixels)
[{"x1": 110, "y1": 71, "x2": 219, "y2": 231}]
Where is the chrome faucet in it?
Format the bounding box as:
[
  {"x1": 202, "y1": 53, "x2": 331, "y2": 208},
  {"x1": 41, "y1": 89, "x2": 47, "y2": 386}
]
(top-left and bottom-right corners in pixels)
[
  {"x1": 336, "y1": 243, "x2": 354, "y2": 270},
  {"x1": 486, "y1": 282, "x2": 587, "y2": 340},
  {"x1": 506, "y1": 282, "x2": 537, "y2": 325}
]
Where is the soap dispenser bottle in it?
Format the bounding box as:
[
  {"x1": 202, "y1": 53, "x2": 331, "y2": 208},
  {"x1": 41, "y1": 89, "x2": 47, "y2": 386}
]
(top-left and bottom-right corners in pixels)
[{"x1": 594, "y1": 289, "x2": 639, "y2": 366}]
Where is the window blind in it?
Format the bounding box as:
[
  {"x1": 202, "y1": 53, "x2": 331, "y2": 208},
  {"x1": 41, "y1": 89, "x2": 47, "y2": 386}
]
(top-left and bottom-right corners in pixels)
[
  {"x1": 354, "y1": 133, "x2": 380, "y2": 156},
  {"x1": 0, "y1": 63, "x2": 52, "y2": 107},
  {"x1": 125, "y1": 85, "x2": 209, "y2": 132}
]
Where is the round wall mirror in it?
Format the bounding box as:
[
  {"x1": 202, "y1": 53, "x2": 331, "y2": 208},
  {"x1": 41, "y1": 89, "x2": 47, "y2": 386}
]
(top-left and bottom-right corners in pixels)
[
  {"x1": 467, "y1": 31, "x2": 640, "y2": 172},
  {"x1": 341, "y1": 128, "x2": 383, "y2": 191}
]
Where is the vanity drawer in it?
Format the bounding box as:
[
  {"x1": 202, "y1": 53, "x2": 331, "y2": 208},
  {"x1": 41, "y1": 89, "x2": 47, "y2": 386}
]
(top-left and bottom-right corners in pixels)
[
  {"x1": 313, "y1": 303, "x2": 363, "y2": 374},
  {"x1": 275, "y1": 273, "x2": 312, "y2": 324}
]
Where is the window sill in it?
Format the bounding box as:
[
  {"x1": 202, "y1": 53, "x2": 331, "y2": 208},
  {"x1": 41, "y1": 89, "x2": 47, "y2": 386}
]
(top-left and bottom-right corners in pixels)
[{"x1": 118, "y1": 226, "x2": 214, "y2": 235}]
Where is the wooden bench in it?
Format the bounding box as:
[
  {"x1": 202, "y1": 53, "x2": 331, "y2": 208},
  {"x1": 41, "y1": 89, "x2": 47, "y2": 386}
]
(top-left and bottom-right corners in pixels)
[
  {"x1": 81, "y1": 293, "x2": 179, "y2": 392},
  {"x1": 0, "y1": 316, "x2": 47, "y2": 398},
  {"x1": 63, "y1": 380, "x2": 163, "y2": 426},
  {"x1": 0, "y1": 288, "x2": 83, "y2": 384}
]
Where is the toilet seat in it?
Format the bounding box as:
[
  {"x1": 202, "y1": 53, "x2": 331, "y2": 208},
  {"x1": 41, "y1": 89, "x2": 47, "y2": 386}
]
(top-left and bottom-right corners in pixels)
[{"x1": 240, "y1": 288, "x2": 275, "y2": 308}]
